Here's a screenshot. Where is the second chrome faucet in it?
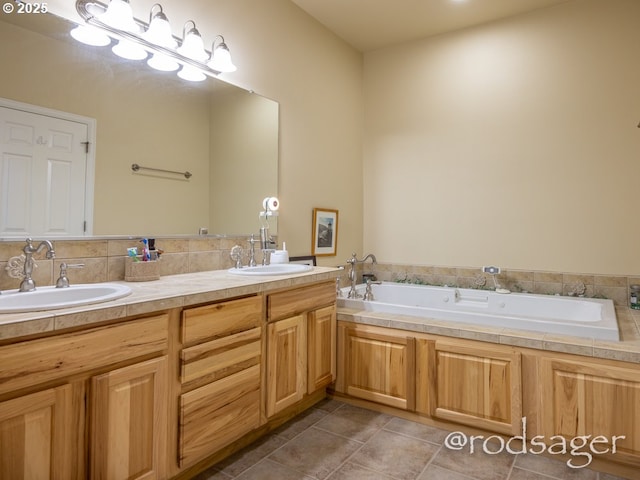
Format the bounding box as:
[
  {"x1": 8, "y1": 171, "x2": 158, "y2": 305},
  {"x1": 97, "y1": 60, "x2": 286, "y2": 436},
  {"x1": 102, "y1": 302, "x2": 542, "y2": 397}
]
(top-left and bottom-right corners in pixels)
[{"x1": 346, "y1": 252, "x2": 377, "y2": 299}]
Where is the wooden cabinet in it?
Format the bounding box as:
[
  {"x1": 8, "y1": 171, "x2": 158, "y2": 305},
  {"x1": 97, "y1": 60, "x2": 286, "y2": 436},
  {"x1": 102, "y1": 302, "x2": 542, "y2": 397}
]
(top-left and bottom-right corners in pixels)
[
  {"x1": 266, "y1": 314, "x2": 307, "y2": 417},
  {"x1": 0, "y1": 314, "x2": 169, "y2": 480},
  {"x1": 539, "y1": 355, "x2": 640, "y2": 467},
  {"x1": 340, "y1": 324, "x2": 416, "y2": 410},
  {"x1": 417, "y1": 338, "x2": 522, "y2": 435},
  {"x1": 178, "y1": 296, "x2": 262, "y2": 468},
  {"x1": 266, "y1": 282, "x2": 336, "y2": 417},
  {"x1": 90, "y1": 356, "x2": 168, "y2": 480},
  {"x1": 0, "y1": 385, "x2": 74, "y2": 480},
  {"x1": 307, "y1": 305, "x2": 337, "y2": 394}
]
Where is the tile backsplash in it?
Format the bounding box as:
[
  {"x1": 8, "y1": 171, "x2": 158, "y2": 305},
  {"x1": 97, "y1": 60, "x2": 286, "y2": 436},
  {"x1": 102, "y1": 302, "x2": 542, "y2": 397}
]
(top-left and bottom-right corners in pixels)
[
  {"x1": 2, "y1": 237, "x2": 637, "y2": 309},
  {"x1": 0, "y1": 236, "x2": 256, "y2": 290}
]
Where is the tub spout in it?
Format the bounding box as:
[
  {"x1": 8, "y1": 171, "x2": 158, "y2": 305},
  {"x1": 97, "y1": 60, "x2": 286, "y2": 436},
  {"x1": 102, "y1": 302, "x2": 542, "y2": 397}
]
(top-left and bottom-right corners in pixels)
[{"x1": 346, "y1": 253, "x2": 377, "y2": 299}]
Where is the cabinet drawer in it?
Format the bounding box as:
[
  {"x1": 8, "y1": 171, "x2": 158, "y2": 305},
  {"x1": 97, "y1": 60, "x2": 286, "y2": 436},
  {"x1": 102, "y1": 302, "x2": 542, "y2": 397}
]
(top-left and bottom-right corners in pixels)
[
  {"x1": 0, "y1": 314, "x2": 168, "y2": 395},
  {"x1": 180, "y1": 327, "x2": 261, "y2": 385},
  {"x1": 181, "y1": 295, "x2": 262, "y2": 346},
  {"x1": 179, "y1": 364, "x2": 261, "y2": 467},
  {"x1": 268, "y1": 282, "x2": 335, "y2": 321}
]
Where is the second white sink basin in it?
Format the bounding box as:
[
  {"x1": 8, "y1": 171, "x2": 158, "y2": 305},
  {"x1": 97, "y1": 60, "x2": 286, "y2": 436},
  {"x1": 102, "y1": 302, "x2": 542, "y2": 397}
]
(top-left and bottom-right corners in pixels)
[
  {"x1": 228, "y1": 264, "x2": 313, "y2": 276},
  {"x1": 0, "y1": 283, "x2": 132, "y2": 314}
]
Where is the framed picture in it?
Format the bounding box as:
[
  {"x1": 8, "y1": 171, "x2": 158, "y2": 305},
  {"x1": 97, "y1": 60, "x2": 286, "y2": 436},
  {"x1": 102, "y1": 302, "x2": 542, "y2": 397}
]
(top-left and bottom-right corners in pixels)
[
  {"x1": 312, "y1": 208, "x2": 338, "y2": 256},
  {"x1": 289, "y1": 255, "x2": 317, "y2": 266}
]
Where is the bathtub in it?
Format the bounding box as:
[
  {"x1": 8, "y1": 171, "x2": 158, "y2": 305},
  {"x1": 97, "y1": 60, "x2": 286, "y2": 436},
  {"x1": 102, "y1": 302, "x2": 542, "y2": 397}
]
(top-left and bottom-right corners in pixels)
[{"x1": 338, "y1": 282, "x2": 619, "y2": 341}]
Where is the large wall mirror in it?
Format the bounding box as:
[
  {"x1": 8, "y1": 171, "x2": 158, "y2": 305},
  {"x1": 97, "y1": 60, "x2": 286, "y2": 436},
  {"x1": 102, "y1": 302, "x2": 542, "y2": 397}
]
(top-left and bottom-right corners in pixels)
[{"x1": 0, "y1": 11, "x2": 278, "y2": 238}]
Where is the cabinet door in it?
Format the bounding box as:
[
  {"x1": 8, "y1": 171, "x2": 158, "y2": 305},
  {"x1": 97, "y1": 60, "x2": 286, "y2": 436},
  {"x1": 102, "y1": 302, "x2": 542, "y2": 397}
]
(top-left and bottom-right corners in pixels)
[
  {"x1": 307, "y1": 305, "x2": 337, "y2": 394},
  {"x1": 90, "y1": 356, "x2": 168, "y2": 480},
  {"x1": 421, "y1": 339, "x2": 522, "y2": 435},
  {"x1": 0, "y1": 385, "x2": 74, "y2": 480},
  {"x1": 344, "y1": 326, "x2": 415, "y2": 410},
  {"x1": 266, "y1": 315, "x2": 306, "y2": 417},
  {"x1": 540, "y1": 356, "x2": 640, "y2": 467}
]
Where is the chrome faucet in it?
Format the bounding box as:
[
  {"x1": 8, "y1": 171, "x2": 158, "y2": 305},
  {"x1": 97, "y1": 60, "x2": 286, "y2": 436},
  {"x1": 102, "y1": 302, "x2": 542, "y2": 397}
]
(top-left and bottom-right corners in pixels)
[
  {"x1": 346, "y1": 253, "x2": 377, "y2": 299},
  {"x1": 20, "y1": 238, "x2": 55, "y2": 292},
  {"x1": 259, "y1": 226, "x2": 276, "y2": 265},
  {"x1": 55, "y1": 263, "x2": 85, "y2": 288}
]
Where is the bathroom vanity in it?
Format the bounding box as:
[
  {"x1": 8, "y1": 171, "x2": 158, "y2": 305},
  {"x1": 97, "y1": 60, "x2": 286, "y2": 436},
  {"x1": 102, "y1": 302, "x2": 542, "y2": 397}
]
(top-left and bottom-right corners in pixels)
[{"x1": 0, "y1": 267, "x2": 339, "y2": 480}]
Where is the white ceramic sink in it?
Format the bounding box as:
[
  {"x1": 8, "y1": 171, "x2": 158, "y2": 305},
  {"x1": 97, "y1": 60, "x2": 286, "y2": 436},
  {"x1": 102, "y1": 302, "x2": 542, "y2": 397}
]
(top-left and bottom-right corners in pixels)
[
  {"x1": 0, "y1": 283, "x2": 132, "y2": 314},
  {"x1": 227, "y1": 264, "x2": 313, "y2": 276}
]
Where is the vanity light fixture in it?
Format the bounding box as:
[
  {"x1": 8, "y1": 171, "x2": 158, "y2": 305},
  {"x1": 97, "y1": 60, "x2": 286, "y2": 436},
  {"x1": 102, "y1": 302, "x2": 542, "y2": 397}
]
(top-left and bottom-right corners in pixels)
[
  {"x1": 97, "y1": 0, "x2": 138, "y2": 32},
  {"x1": 71, "y1": 0, "x2": 237, "y2": 81},
  {"x1": 208, "y1": 36, "x2": 237, "y2": 73},
  {"x1": 70, "y1": 24, "x2": 111, "y2": 46},
  {"x1": 177, "y1": 21, "x2": 208, "y2": 62},
  {"x1": 112, "y1": 38, "x2": 147, "y2": 60},
  {"x1": 142, "y1": 4, "x2": 176, "y2": 48}
]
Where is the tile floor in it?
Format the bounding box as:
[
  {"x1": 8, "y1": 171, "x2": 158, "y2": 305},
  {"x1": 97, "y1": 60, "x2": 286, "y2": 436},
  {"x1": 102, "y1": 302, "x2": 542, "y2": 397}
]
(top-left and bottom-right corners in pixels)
[{"x1": 193, "y1": 399, "x2": 634, "y2": 480}]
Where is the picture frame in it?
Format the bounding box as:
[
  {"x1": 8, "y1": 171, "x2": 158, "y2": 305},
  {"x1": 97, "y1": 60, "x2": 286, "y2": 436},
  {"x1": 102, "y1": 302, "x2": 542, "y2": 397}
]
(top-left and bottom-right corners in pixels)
[
  {"x1": 312, "y1": 208, "x2": 338, "y2": 256},
  {"x1": 289, "y1": 255, "x2": 317, "y2": 266}
]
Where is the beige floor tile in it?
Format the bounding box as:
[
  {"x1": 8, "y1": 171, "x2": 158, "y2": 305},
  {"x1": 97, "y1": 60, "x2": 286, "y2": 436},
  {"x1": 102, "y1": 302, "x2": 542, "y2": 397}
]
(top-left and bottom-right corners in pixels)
[
  {"x1": 327, "y1": 403, "x2": 393, "y2": 429},
  {"x1": 315, "y1": 412, "x2": 381, "y2": 443},
  {"x1": 214, "y1": 434, "x2": 289, "y2": 477},
  {"x1": 326, "y1": 462, "x2": 397, "y2": 479},
  {"x1": 431, "y1": 444, "x2": 514, "y2": 480},
  {"x1": 350, "y1": 429, "x2": 439, "y2": 480},
  {"x1": 272, "y1": 407, "x2": 329, "y2": 440},
  {"x1": 235, "y1": 458, "x2": 315, "y2": 480},
  {"x1": 509, "y1": 468, "x2": 559, "y2": 480},
  {"x1": 514, "y1": 453, "x2": 597, "y2": 479},
  {"x1": 383, "y1": 417, "x2": 450, "y2": 445},
  {"x1": 418, "y1": 464, "x2": 479, "y2": 480},
  {"x1": 204, "y1": 400, "x2": 617, "y2": 480},
  {"x1": 268, "y1": 427, "x2": 362, "y2": 479}
]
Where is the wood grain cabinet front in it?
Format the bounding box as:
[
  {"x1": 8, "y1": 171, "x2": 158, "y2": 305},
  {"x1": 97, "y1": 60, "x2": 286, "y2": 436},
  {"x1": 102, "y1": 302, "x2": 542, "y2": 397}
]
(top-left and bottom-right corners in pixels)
[
  {"x1": 179, "y1": 365, "x2": 261, "y2": 468},
  {"x1": 339, "y1": 324, "x2": 416, "y2": 410},
  {"x1": 90, "y1": 356, "x2": 169, "y2": 480},
  {"x1": 0, "y1": 313, "x2": 170, "y2": 480},
  {"x1": 0, "y1": 385, "x2": 74, "y2": 480},
  {"x1": 539, "y1": 356, "x2": 640, "y2": 468},
  {"x1": 417, "y1": 338, "x2": 522, "y2": 435},
  {"x1": 266, "y1": 282, "x2": 336, "y2": 418},
  {"x1": 177, "y1": 295, "x2": 263, "y2": 469}
]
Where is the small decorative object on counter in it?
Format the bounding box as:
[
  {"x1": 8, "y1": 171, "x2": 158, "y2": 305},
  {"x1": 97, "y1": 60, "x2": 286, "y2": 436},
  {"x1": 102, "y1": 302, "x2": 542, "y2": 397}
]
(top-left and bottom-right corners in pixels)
[
  {"x1": 125, "y1": 244, "x2": 160, "y2": 282},
  {"x1": 630, "y1": 285, "x2": 640, "y2": 310}
]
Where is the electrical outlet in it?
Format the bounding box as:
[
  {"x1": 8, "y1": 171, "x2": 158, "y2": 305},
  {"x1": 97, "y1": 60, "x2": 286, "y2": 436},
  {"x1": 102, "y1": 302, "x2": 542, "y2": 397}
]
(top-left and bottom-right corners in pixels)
[{"x1": 482, "y1": 266, "x2": 501, "y2": 275}]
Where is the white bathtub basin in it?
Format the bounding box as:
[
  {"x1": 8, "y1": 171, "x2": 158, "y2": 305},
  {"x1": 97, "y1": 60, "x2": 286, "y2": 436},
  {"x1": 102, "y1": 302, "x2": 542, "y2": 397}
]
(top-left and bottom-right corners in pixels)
[
  {"x1": 228, "y1": 264, "x2": 313, "y2": 276},
  {"x1": 339, "y1": 282, "x2": 619, "y2": 341},
  {"x1": 0, "y1": 283, "x2": 132, "y2": 313}
]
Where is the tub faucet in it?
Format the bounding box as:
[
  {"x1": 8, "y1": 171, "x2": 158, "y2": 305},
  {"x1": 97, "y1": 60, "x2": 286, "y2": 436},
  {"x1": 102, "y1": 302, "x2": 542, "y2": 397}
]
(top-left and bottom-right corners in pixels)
[
  {"x1": 346, "y1": 253, "x2": 377, "y2": 299},
  {"x1": 20, "y1": 238, "x2": 55, "y2": 292}
]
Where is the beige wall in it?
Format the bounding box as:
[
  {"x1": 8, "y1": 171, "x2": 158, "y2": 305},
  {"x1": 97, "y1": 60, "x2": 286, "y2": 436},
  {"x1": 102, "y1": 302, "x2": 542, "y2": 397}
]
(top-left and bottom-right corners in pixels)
[
  {"x1": 363, "y1": 0, "x2": 640, "y2": 275},
  {"x1": 46, "y1": 0, "x2": 364, "y2": 264}
]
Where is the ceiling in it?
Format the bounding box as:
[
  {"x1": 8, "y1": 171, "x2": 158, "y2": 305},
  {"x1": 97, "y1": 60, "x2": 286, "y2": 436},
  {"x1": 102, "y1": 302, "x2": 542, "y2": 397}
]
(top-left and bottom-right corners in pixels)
[{"x1": 291, "y1": 0, "x2": 571, "y2": 52}]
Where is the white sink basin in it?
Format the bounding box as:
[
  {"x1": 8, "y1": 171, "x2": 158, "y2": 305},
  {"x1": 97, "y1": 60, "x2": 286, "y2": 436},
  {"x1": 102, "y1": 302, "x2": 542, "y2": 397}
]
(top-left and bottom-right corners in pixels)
[
  {"x1": 0, "y1": 283, "x2": 132, "y2": 314},
  {"x1": 228, "y1": 264, "x2": 313, "y2": 276}
]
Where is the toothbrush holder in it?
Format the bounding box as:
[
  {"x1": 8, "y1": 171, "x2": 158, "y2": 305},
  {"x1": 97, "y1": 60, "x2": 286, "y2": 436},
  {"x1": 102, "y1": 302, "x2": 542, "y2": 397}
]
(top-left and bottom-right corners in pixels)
[{"x1": 125, "y1": 256, "x2": 160, "y2": 282}]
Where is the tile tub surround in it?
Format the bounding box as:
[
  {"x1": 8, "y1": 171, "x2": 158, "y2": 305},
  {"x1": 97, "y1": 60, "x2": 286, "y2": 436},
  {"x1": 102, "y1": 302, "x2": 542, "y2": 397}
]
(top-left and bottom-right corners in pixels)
[
  {"x1": 343, "y1": 262, "x2": 638, "y2": 308},
  {"x1": 0, "y1": 235, "x2": 268, "y2": 291},
  {"x1": 193, "y1": 398, "x2": 632, "y2": 480},
  {"x1": 338, "y1": 263, "x2": 640, "y2": 364}
]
